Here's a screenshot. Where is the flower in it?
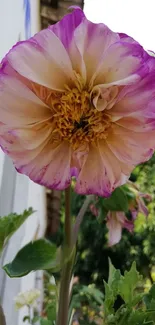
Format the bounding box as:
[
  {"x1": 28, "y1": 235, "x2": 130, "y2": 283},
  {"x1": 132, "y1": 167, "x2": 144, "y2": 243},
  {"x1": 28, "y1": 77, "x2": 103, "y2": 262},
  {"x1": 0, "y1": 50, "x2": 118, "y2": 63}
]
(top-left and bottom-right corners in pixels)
[
  {"x1": 106, "y1": 211, "x2": 134, "y2": 246},
  {"x1": 14, "y1": 289, "x2": 41, "y2": 309},
  {"x1": 127, "y1": 181, "x2": 152, "y2": 219},
  {"x1": 90, "y1": 203, "x2": 99, "y2": 217},
  {"x1": 0, "y1": 7, "x2": 155, "y2": 196},
  {"x1": 106, "y1": 183, "x2": 152, "y2": 246}
]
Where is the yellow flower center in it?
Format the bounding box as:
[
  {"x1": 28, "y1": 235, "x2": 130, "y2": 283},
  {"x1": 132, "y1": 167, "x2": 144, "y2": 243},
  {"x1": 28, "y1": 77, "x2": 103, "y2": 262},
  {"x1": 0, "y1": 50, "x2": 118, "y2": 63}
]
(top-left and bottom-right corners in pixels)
[
  {"x1": 31, "y1": 82, "x2": 115, "y2": 150},
  {"x1": 49, "y1": 87, "x2": 112, "y2": 149}
]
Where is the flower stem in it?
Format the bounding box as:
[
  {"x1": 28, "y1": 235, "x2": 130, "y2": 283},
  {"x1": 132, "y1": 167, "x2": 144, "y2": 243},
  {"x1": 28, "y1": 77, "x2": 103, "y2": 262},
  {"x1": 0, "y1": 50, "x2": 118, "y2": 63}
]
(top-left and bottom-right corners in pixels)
[
  {"x1": 0, "y1": 304, "x2": 6, "y2": 325},
  {"x1": 72, "y1": 195, "x2": 94, "y2": 246},
  {"x1": 56, "y1": 191, "x2": 93, "y2": 325},
  {"x1": 28, "y1": 305, "x2": 32, "y2": 325},
  {"x1": 64, "y1": 186, "x2": 71, "y2": 247},
  {"x1": 56, "y1": 186, "x2": 73, "y2": 325}
]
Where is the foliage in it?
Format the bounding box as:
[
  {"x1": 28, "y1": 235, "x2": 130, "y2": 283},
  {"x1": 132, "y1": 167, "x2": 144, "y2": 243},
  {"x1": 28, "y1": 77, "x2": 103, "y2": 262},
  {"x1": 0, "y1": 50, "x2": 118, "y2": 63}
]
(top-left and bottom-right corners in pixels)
[
  {"x1": 70, "y1": 282, "x2": 104, "y2": 325},
  {"x1": 103, "y1": 261, "x2": 155, "y2": 325},
  {"x1": 69, "y1": 262, "x2": 155, "y2": 325},
  {"x1": 3, "y1": 239, "x2": 57, "y2": 277},
  {"x1": 0, "y1": 207, "x2": 34, "y2": 254},
  {"x1": 70, "y1": 153, "x2": 155, "y2": 286}
]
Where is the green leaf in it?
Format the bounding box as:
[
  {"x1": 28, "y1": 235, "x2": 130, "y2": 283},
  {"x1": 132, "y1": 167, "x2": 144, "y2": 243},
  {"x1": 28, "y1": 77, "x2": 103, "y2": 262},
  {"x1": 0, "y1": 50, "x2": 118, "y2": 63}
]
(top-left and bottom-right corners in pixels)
[
  {"x1": 0, "y1": 208, "x2": 34, "y2": 253},
  {"x1": 46, "y1": 305, "x2": 56, "y2": 322},
  {"x1": 23, "y1": 316, "x2": 30, "y2": 322},
  {"x1": 81, "y1": 284, "x2": 104, "y2": 305},
  {"x1": 40, "y1": 319, "x2": 51, "y2": 325},
  {"x1": 32, "y1": 316, "x2": 40, "y2": 324},
  {"x1": 102, "y1": 187, "x2": 128, "y2": 212},
  {"x1": 126, "y1": 310, "x2": 155, "y2": 325},
  {"x1": 104, "y1": 281, "x2": 115, "y2": 315},
  {"x1": 3, "y1": 239, "x2": 57, "y2": 277},
  {"x1": 103, "y1": 261, "x2": 121, "y2": 316},
  {"x1": 144, "y1": 284, "x2": 155, "y2": 310},
  {"x1": 119, "y1": 261, "x2": 142, "y2": 305}
]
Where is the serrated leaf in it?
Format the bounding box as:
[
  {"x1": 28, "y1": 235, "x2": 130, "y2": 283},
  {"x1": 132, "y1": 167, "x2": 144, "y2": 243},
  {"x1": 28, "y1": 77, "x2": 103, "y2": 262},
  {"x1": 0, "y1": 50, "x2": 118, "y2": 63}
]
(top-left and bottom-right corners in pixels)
[
  {"x1": 119, "y1": 261, "x2": 142, "y2": 305},
  {"x1": 104, "y1": 261, "x2": 122, "y2": 316},
  {"x1": 104, "y1": 281, "x2": 115, "y2": 315},
  {"x1": 102, "y1": 187, "x2": 128, "y2": 212},
  {"x1": 127, "y1": 310, "x2": 155, "y2": 325},
  {"x1": 0, "y1": 208, "x2": 34, "y2": 253},
  {"x1": 108, "y1": 259, "x2": 121, "y2": 287},
  {"x1": 3, "y1": 239, "x2": 57, "y2": 277}
]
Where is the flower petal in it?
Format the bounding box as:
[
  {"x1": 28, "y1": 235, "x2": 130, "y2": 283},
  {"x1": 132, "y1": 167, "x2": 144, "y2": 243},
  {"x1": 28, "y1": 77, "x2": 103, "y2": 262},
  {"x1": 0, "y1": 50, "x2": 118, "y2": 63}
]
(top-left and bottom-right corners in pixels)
[
  {"x1": 49, "y1": 7, "x2": 85, "y2": 49},
  {"x1": 107, "y1": 211, "x2": 134, "y2": 246},
  {"x1": 0, "y1": 130, "x2": 72, "y2": 190},
  {"x1": 106, "y1": 123, "x2": 155, "y2": 166},
  {"x1": 18, "y1": 141, "x2": 72, "y2": 190},
  {"x1": 115, "y1": 116, "x2": 155, "y2": 132},
  {"x1": 3, "y1": 29, "x2": 75, "y2": 90},
  {"x1": 107, "y1": 212, "x2": 123, "y2": 246},
  {"x1": 110, "y1": 70, "x2": 155, "y2": 118},
  {"x1": 93, "y1": 41, "x2": 149, "y2": 86},
  {"x1": 72, "y1": 18, "x2": 119, "y2": 83},
  {"x1": 0, "y1": 75, "x2": 51, "y2": 125},
  {"x1": 75, "y1": 144, "x2": 110, "y2": 197},
  {"x1": 75, "y1": 142, "x2": 130, "y2": 197}
]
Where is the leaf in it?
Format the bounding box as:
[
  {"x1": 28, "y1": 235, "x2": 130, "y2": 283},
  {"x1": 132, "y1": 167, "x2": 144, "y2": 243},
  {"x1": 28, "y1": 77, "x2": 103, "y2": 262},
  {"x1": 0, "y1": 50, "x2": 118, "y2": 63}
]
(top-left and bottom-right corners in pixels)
[
  {"x1": 126, "y1": 310, "x2": 155, "y2": 325},
  {"x1": 104, "y1": 261, "x2": 121, "y2": 316},
  {"x1": 32, "y1": 316, "x2": 40, "y2": 324},
  {"x1": 46, "y1": 305, "x2": 56, "y2": 322},
  {"x1": 102, "y1": 187, "x2": 128, "y2": 212},
  {"x1": 119, "y1": 261, "x2": 142, "y2": 305},
  {"x1": 82, "y1": 284, "x2": 104, "y2": 305},
  {"x1": 104, "y1": 281, "x2": 115, "y2": 315},
  {"x1": 40, "y1": 319, "x2": 51, "y2": 325},
  {"x1": 3, "y1": 239, "x2": 57, "y2": 277},
  {"x1": 23, "y1": 316, "x2": 30, "y2": 322},
  {"x1": 144, "y1": 284, "x2": 155, "y2": 310},
  {"x1": 0, "y1": 208, "x2": 34, "y2": 253}
]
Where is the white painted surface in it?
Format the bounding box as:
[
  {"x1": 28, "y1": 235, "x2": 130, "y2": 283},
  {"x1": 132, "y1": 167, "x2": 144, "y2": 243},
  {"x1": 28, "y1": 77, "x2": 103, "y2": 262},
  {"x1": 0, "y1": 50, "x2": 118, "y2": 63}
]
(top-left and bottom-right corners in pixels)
[{"x1": 0, "y1": 1, "x2": 45, "y2": 325}]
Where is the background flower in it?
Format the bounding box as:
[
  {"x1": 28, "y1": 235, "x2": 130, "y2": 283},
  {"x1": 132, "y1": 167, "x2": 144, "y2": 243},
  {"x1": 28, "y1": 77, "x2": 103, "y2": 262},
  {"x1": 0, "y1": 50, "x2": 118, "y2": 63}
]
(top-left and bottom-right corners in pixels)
[{"x1": 14, "y1": 289, "x2": 40, "y2": 309}]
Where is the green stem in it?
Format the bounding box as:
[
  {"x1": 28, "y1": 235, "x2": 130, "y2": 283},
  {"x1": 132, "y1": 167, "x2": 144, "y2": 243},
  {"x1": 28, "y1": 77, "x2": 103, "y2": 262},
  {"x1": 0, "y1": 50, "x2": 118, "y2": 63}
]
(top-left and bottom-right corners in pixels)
[
  {"x1": 56, "y1": 186, "x2": 73, "y2": 325},
  {"x1": 72, "y1": 195, "x2": 94, "y2": 246},
  {"x1": 28, "y1": 305, "x2": 32, "y2": 325},
  {"x1": 56, "y1": 256, "x2": 74, "y2": 325},
  {"x1": 56, "y1": 191, "x2": 93, "y2": 325},
  {"x1": 64, "y1": 186, "x2": 71, "y2": 247}
]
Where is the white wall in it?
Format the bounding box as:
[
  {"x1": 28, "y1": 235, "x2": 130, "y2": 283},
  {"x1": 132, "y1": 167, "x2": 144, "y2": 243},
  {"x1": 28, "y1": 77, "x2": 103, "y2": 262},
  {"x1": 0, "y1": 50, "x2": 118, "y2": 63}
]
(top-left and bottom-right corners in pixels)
[
  {"x1": 0, "y1": 0, "x2": 23, "y2": 60},
  {"x1": 0, "y1": 1, "x2": 46, "y2": 325}
]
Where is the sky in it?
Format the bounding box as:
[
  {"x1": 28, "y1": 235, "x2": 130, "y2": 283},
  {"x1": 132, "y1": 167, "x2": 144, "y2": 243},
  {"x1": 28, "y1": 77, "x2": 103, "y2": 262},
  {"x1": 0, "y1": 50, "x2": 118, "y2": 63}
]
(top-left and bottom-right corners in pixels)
[{"x1": 84, "y1": 0, "x2": 155, "y2": 51}]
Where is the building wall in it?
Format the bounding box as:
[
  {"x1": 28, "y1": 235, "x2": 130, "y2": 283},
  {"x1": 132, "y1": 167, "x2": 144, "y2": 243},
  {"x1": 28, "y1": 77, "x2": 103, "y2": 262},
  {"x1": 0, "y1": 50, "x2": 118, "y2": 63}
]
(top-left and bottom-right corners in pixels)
[{"x1": 0, "y1": 1, "x2": 45, "y2": 325}]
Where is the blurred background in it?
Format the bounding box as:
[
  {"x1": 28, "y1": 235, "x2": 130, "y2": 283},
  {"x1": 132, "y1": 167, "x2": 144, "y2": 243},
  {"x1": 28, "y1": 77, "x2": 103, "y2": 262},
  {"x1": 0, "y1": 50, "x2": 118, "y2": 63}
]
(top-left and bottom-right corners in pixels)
[{"x1": 0, "y1": 1, "x2": 155, "y2": 325}]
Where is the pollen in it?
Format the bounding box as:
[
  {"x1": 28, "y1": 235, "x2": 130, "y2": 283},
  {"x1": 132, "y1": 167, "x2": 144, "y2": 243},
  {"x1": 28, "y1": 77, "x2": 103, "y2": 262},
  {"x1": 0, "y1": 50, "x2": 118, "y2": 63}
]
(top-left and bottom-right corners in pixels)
[
  {"x1": 47, "y1": 87, "x2": 112, "y2": 149},
  {"x1": 31, "y1": 82, "x2": 112, "y2": 150}
]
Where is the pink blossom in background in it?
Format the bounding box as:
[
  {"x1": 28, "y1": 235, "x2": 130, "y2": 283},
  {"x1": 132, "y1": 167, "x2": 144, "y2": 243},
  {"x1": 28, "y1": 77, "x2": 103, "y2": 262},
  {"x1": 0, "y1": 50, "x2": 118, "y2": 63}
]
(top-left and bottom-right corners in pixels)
[
  {"x1": 0, "y1": 7, "x2": 155, "y2": 196},
  {"x1": 127, "y1": 181, "x2": 152, "y2": 219},
  {"x1": 107, "y1": 211, "x2": 134, "y2": 246},
  {"x1": 106, "y1": 184, "x2": 151, "y2": 246}
]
